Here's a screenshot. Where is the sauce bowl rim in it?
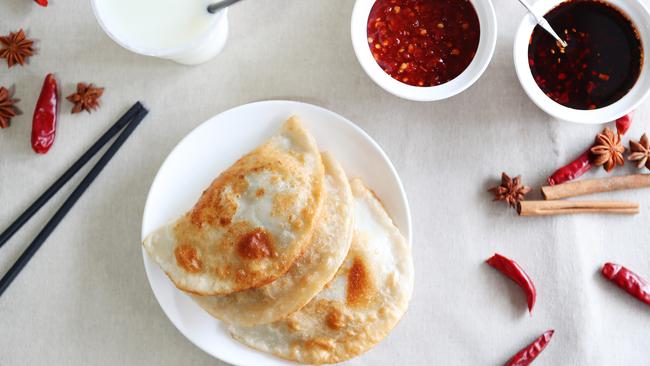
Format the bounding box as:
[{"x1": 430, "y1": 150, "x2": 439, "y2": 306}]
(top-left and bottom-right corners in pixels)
[
  {"x1": 513, "y1": 0, "x2": 650, "y2": 124},
  {"x1": 351, "y1": 0, "x2": 498, "y2": 102}
]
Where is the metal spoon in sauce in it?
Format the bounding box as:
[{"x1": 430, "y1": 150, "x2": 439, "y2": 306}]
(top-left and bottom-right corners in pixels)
[
  {"x1": 517, "y1": 0, "x2": 568, "y2": 48},
  {"x1": 207, "y1": 0, "x2": 244, "y2": 14}
]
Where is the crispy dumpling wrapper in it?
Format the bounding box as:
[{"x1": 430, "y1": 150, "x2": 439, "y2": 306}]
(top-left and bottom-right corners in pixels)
[
  {"x1": 229, "y1": 178, "x2": 414, "y2": 364},
  {"x1": 190, "y1": 153, "x2": 354, "y2": 326},
  {"x1": 143, "y1": 117, "x2": 325, "y2": 295}
]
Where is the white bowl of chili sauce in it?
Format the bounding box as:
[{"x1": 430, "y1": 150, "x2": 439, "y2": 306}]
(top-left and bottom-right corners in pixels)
[
  {"x1": 351, "y1": 0, "x2": 497, "y2": 101},
  {"x1": 514, "y1": 0, "x2": 650, "y2": 124}
]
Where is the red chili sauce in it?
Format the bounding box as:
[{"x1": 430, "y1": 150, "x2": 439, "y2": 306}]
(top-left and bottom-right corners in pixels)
[
  {"x1": 367, "y1": 0, "x2": 480, "y2": 87},
  {"x1": 528, "y1": 0, "x2": 643, "y2": 110}
]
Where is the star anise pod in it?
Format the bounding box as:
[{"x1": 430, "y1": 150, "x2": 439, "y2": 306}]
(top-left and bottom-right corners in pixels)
[
  {"x1": 0, "y1": 86, "x2": 21, "y2": 129},
  {"x1": 488, "y1": 172, "x2": 532, "y2": 209},
  {"x1": 0, "y1": 29, "x2": 34, "y2": 68},
  {"x1": 628, "y1": 133, "x2": 650, "y2": 170},
  {"x1": 590, "y1": 127, "x2": 625, "y2": 172},
  {"x1": 66, "y1": 83, "x2": 104, "y2": 114}
]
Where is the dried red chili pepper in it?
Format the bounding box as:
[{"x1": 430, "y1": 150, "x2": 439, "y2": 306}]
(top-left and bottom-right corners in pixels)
[
  {"x1": 547, "y1": 113, "x2": 634, "y2": 185},
  {"x1": 602, "y1": 262, "x2": 650, "y2": 306},
  {"x1": 615, "y1": 112, "x2": 634, "y2": 135},
  {"x1": 547, "y1": 150, "x2": 592, "y2": 186},
  {"x1": 506, "y1": 330, "x2": 554, "y2": 366},
  {"x1": 34, "y1": 0, "x2": 48, "y2": 7},
  {"x1": 31, "y1": 73, "x2": 58, "y2": 154},
  {"x1": 486, "y1": 253, "x2": 536, "y2": 313}
]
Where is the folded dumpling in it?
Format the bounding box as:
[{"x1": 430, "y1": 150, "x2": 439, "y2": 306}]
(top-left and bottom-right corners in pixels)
[
  {"x1": 191, "y1": 153, "x2": 354, "y2": 326},
  {"x1": 143, "y1": 117, "x2": 325, "y2": 295},
  {"x1": 229, "y1": 178, "x2": 414, "y2": 364}
]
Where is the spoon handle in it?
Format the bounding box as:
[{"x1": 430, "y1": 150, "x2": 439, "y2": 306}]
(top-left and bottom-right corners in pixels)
[
  {"x1": 517, "y1": 0, "x2": 542, "y2": 22},
  {"x1": 208, "y1": 0, "x2": 244, "y2": 14},
  {"x1": 516, "y1": 0, "x2": 567, "y2": 47},
  {"x1": 538, "y1": 18, "x2": 567, "y2": 47}
]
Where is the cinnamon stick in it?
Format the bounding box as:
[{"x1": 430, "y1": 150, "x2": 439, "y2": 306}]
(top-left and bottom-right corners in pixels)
[
  {"x1": 518, "y1": 200, "x2": 639, "y2": 216},
  {"x1": 541, "y1": 174, "x2": 650, "y2": 200}
]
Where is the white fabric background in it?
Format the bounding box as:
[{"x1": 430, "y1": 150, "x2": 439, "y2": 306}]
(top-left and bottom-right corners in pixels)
[{"x1": 1, "y1": 0, "x2": 649, "y2": 365}]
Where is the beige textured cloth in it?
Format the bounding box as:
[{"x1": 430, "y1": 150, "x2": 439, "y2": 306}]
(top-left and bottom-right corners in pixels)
[{"x1": 1, "y1": 0, "x2": 649, "y2": 365}]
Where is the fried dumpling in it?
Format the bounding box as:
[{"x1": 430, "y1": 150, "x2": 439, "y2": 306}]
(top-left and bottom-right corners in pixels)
[
  {"x1": 190, "y1": 153, "x2": 354, "y2": 326},
  {"x1": 229, "y1": 178, "x2": 414, "y2": 364},
  {"x1": 143, "y1": 117, "x2": 325, "y2": 295}
]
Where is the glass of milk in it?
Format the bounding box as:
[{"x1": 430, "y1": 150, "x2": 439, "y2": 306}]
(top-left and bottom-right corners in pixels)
[{"x1": 91, "y1": 0, "x2": 228, "y2": 65}]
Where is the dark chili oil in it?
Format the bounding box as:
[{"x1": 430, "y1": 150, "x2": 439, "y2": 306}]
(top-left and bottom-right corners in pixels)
[{"x1": 528, "y1": 0, "x2": 643, "y2": 110}]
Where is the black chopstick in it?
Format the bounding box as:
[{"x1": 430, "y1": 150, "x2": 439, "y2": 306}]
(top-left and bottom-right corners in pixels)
[
  {"x1": 0, "y1": 105, "x2": 148, "y2": 297},
  {"x1": 0, "y1": 102, "x2": 144, "y2": 249}
]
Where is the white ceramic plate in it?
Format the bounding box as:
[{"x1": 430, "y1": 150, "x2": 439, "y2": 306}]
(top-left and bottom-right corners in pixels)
[{"x1": 140, "y1": 100, "x2": 411, "y2": 366}]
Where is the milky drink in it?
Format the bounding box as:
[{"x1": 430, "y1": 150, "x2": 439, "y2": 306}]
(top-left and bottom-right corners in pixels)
[{"x1": 92, "y1": 0, "x2": 228, "y2": 65}]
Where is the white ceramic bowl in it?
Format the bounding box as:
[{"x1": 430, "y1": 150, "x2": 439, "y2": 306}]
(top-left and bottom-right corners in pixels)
[
  {"x1": 351, "y1": 0, "x2": 497, "y2": 101},
  {"x1": 91, "y1": 0, "x2": 229, "y2": 65},
  {"x1": 514, "y1": 0, "x2": 650, "y2": 124}
]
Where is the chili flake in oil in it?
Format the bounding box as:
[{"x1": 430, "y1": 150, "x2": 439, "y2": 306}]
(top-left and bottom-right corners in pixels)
[
  {"x1": 367, "y1": 0, "x2": 480, "y2": 87},
  {"x1": 528, "y1": 0, "x2": 642, "y2": 110}
]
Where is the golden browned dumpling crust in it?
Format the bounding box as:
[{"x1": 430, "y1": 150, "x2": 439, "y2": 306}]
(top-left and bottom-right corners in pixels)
[
  {"x1": 143, "y1": 117, "x2": 325, "y2": 295},
  {"x1": 190, "y1": 153, "x2": 355, "y2": 326},
  {"x1": 229, "y1": 179, "x2": 414, "y2": 364}
]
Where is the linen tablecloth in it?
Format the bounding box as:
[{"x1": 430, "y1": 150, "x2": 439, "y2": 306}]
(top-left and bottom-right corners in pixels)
[{"x1": 1, "y1": 0, "x2": 649, "y2": 364}]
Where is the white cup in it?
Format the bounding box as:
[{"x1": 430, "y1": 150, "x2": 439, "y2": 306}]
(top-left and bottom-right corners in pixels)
[{"x1": 91, "y1": 0, "x2": 229, "y2": 65}]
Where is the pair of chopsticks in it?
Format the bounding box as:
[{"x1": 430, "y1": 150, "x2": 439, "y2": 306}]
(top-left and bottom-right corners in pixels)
[{"x1": 0, "y1": 102, "x2": 148, "y2": 297}]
